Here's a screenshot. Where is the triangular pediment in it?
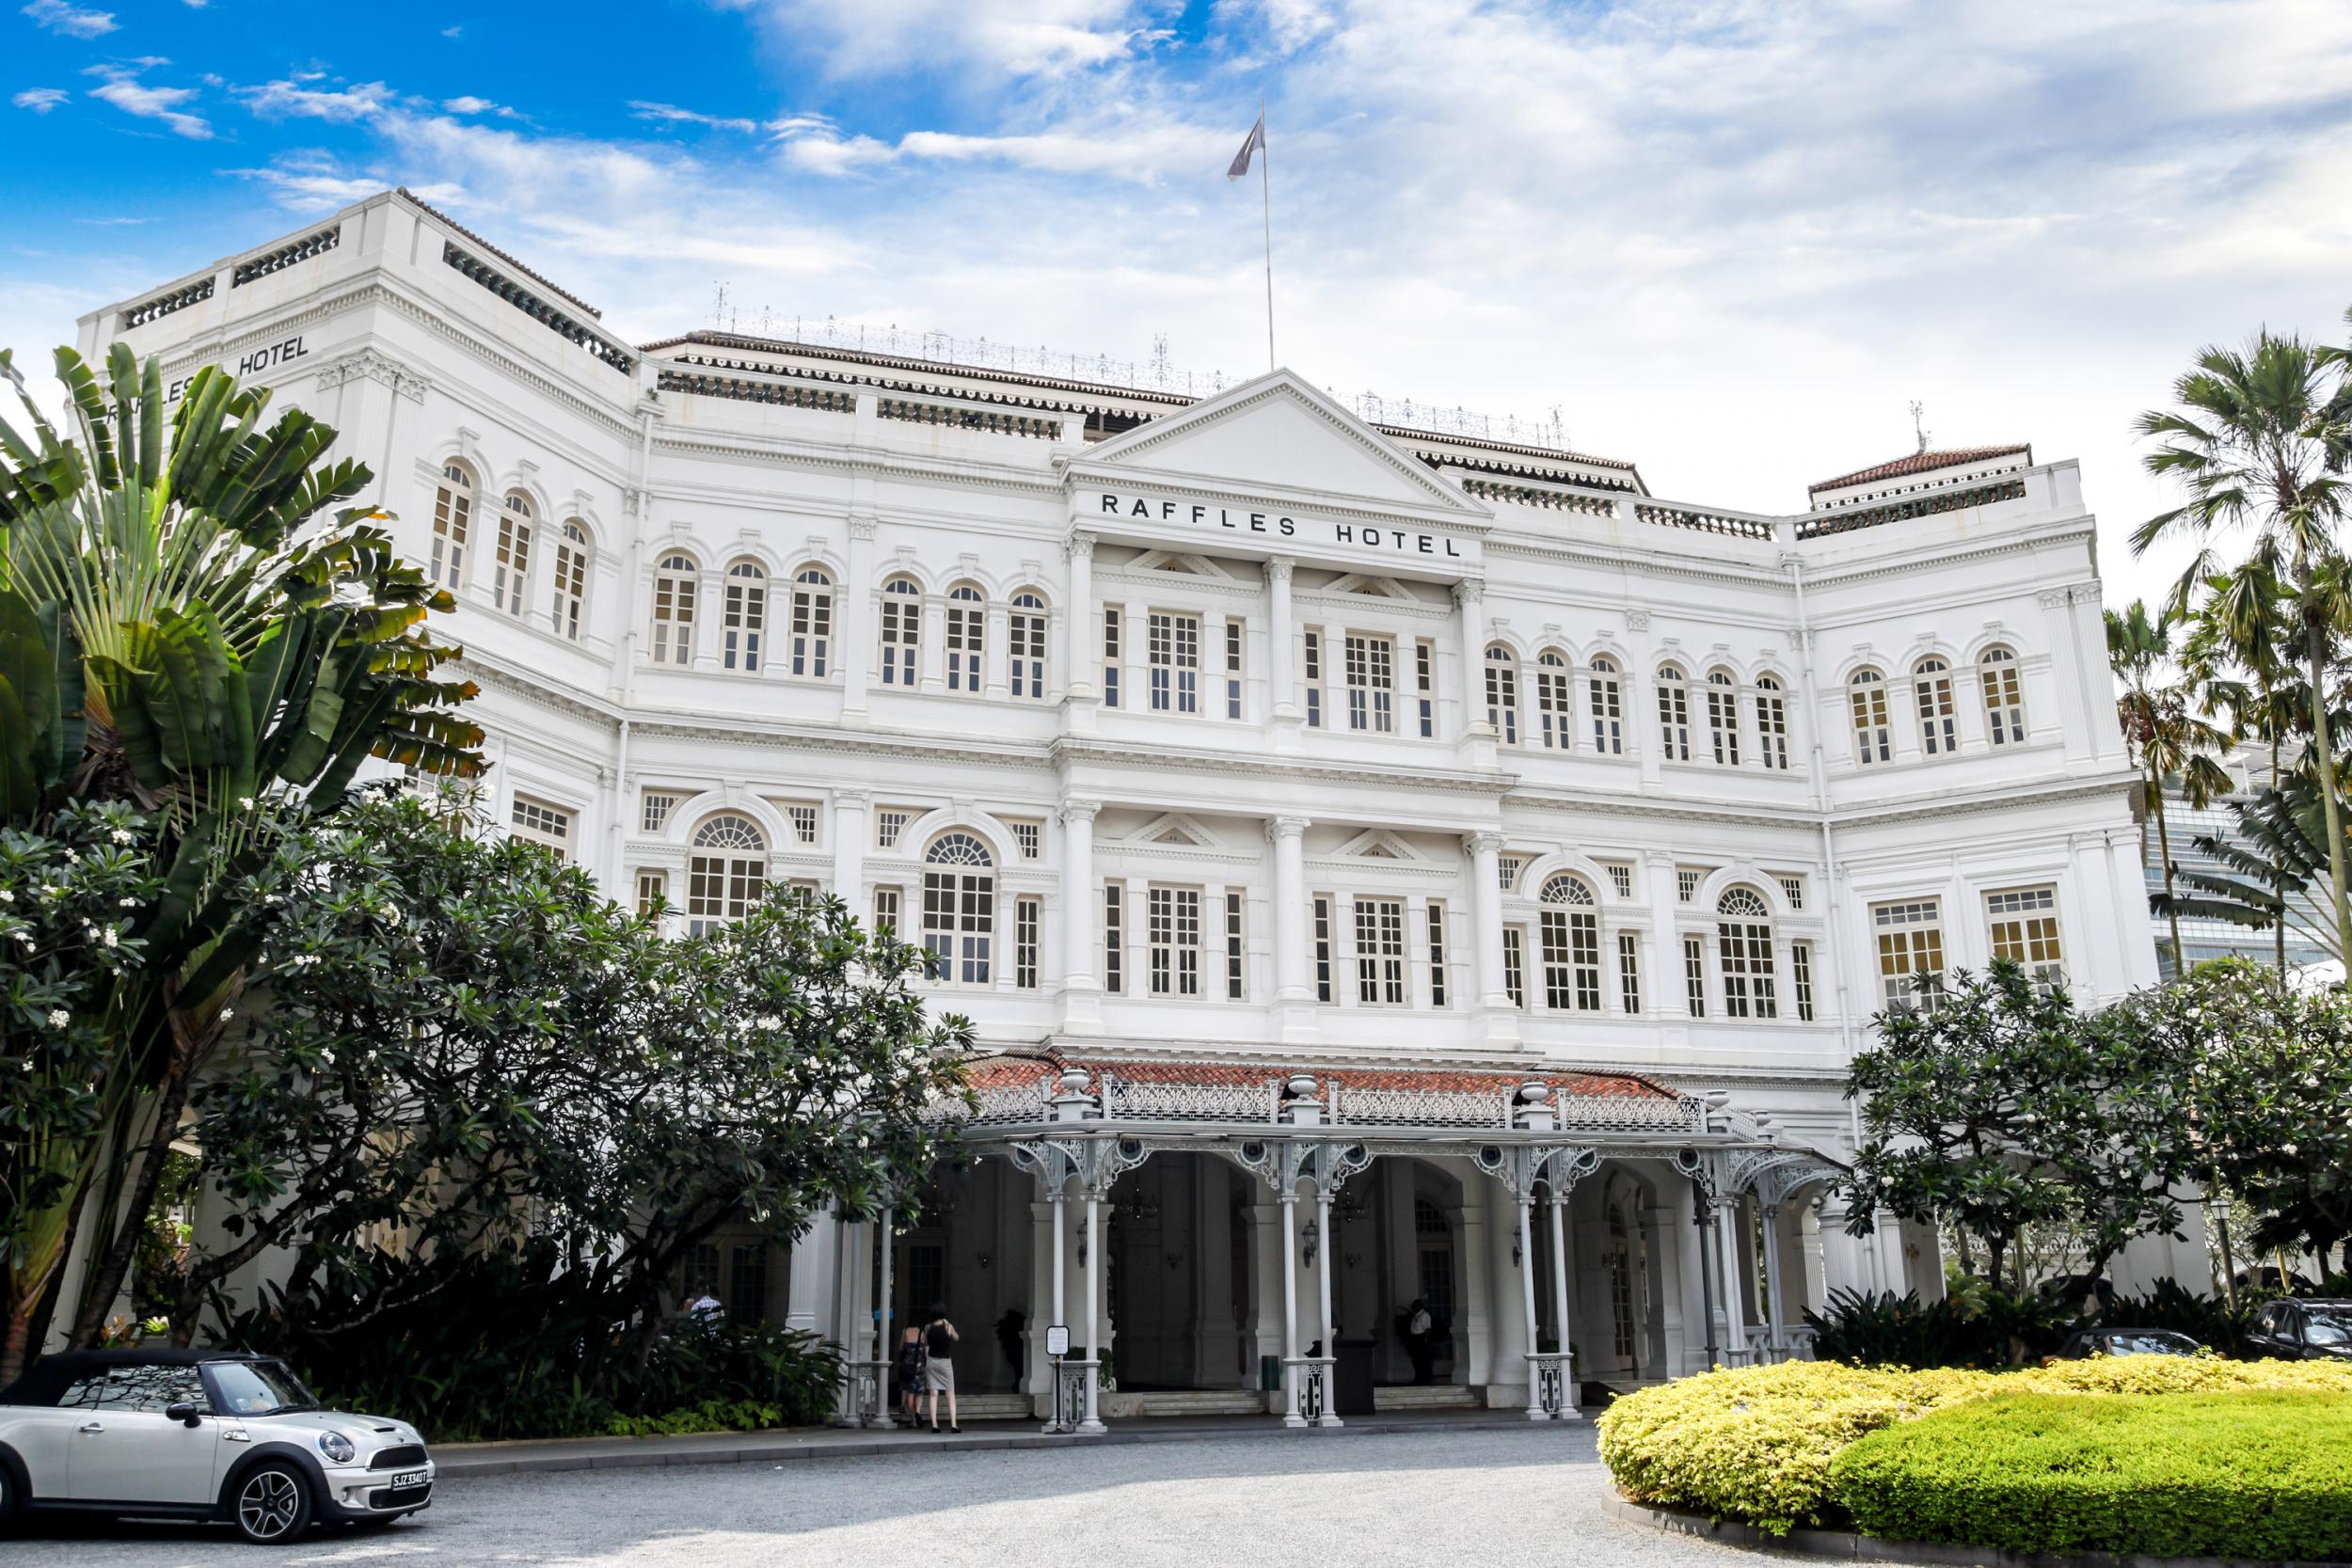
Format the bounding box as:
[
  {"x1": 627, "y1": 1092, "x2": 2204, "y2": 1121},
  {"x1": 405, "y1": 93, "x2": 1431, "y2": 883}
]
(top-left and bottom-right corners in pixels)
[
  {"x1": 1129, "y1": 550, "x2": 1236, "y2": 578},
  {"x1": 1073, "y1": 371, "x2": 1487, "y2": 518},
  {"x1": 1133, "y1": 813, "x2": 1217, "y2": 848},
  {"x1": 1327, "y1": 573, "x2": 1416, "y2": 600},
  {"x1": 1333, "y1": 828, "x2": 1423, "y2": 863}
]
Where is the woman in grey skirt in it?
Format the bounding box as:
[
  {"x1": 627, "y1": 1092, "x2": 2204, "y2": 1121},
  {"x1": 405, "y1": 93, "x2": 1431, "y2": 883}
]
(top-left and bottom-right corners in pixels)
[{"x1": 922, "y1": 1303, "x2": 960, "y2": 1433}]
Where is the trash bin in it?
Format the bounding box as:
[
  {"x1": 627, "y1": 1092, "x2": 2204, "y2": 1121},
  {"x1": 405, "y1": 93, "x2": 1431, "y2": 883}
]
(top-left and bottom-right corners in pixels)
[{"x1": 1260, "y1": 1354, "x2": 1283, "y2": 1392}]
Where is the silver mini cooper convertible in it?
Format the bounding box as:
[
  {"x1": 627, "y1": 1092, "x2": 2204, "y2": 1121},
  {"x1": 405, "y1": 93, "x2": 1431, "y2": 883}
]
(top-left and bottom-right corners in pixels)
[{"x1": 0, "y1": 1348, "x2": 433, "y2": 1544}]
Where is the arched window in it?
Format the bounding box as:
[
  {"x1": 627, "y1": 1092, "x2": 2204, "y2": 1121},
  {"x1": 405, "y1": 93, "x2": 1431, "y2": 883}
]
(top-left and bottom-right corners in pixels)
[
  {"x1": 1755, "y1": 674, "x2": 1788, "y2": 770},
  {"x1": 1849, "y1": 669, "x2": 1892, "y2": 765},
  {"x1": 1705, "y1": 670, "x2": 1741, "y2": 767},
  {"x1": 922, "y1": 832, "x2": 995, "y2": 984},
  {"x1": 1656, "y1": 663, "x2": 1692, "y2": 763},
  {"x1": 1538, "y1": 873, "x2": 1603, "y2": 1011},
  {"x1": 879, "y1": 577, "x2": 921, "y2": 687},
  {"x1": 1715, "y1": 886, "x2": 1778, "y2": 1019},
  {"x1": 1589, "y1": 656, "x2": 1623, "y2": 755},
  {"x1": 492, "y1": 492, "x2": 533, "y2": 615},
  {"x1": 722, "y1": 560, "x2": 767, "y2": 673},
  {"x1": 550, "y1": 520, "x2": 589, "y2": 641},
  {"x1": 1915, "y1": 657, "x2": 1957, "y2": 756},
  {"x1": 1009, "y1": 591, "x2": 1047, "y2": 699},
  {"x1": 650, "y1": 552, "x2": 698, "y2": 666},
  {"x1": 430, "y1": 460, "x2": 474, "y2": 591},
  {"x1": 1535, "y1": 650, "x2": 1572, "y2": 750},
  {"x1": 1980, "y1": 646, "x2": 2026, "y2": 744},
  {"x1": 944, "y1": 584, "x2": 984, "y2": 693},
  {"x1": 687, "y1": 813, "x2": 768, "y2": 935},
  {"x1": 1484, "y1": 644, "x2": 1519, "y2": 744},
  {"x1": 789, "y1": 567, "x2": 833, "y2": 678}
]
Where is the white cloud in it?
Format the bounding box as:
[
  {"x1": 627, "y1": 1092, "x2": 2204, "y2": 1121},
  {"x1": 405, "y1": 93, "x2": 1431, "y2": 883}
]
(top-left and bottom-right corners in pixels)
[
  {"x1": 440, "y1": 24, "x2": 462, "y2": 39},
  {"x1": 718, "y1": 0, "x2": 1168, "y2": 81},
  {"x1": 441, "y1": 94, "x2": 520, "y2": 119},
  {"x1": 239, "y1": 77, "x2": 396, "y2": 123},
  {"x1": 86, "y1": 63, "x2": 212, "y2": 139},
  {"x1": 629, "y1": 100, "x2": 759, "y2": 134},
  {"x1": 12, "y1": 87, "x2": 69, "y2": 112},
  {"x1": 21, "y1": 0, "x2": 115, "y2": 38}
]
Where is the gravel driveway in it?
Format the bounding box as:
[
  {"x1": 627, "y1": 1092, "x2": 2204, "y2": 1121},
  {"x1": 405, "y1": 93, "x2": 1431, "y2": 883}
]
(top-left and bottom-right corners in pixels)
[{"x1": 0, "y1": 1425, "x2": 1788, "y2": 1567}]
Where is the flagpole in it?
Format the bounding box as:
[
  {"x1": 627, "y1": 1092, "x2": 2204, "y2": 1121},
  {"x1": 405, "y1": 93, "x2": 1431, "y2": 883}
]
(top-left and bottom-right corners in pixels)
[{"x1": 1260, "y1": 98, "x2": 1276, "y2": 372}]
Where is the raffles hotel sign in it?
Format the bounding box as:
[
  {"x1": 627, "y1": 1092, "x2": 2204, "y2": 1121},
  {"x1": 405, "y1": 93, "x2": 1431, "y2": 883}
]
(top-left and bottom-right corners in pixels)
[{"x1": 1079, "y1": 487, "x2": 1481, "y2": 573}]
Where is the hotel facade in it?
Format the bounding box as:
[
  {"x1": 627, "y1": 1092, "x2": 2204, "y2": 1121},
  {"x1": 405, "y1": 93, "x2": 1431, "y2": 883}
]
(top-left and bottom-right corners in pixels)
[{"x1": 80, "y1": 190, "x2": 2182, "y2": 1425}]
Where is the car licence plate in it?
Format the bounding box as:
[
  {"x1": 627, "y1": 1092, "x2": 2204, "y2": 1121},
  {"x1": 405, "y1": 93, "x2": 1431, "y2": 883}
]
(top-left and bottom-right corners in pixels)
[{"x1": 389, "y1": 1469, "x2": 428, "y2": 1490}]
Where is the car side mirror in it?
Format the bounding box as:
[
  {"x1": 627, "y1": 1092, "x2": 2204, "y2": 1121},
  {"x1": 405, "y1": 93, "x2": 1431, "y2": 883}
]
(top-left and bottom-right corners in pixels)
[{"x1": 165, "y1": 1402, "x2": 205, "y2": 1427}]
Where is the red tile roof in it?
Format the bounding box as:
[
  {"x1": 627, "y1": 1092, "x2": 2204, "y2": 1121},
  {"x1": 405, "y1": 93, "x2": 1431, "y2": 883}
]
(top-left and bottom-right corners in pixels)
[
  {"x1": 958, "y1": 1049, "x2": 1674, "y2": 1101},
  {"x1": 1808, "y1": 444, "x2": 2031, "y2": 496}
]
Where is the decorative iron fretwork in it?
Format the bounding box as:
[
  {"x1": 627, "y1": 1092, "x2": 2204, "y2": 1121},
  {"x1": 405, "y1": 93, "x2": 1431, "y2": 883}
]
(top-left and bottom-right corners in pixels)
[
  {"x1": 1474, "y1": 1144, "x2": 1600, "y2": 1202},
  {"x1": 1528, "y1": 1353, "x2": 1570, "y2": 1418}
]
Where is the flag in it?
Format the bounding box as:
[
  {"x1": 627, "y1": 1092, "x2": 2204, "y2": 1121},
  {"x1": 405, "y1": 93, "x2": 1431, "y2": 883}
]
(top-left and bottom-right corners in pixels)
[{"x1": 1227, "y1": 113, "x2": 1264, "y2": 180}]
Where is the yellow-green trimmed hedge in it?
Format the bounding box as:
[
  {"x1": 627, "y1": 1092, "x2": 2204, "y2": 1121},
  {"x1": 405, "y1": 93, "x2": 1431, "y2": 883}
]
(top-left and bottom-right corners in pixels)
[
  {"x1": 1595, "y1": 1357, "x2": 2352, "y2": 1535},
  {"x1": 1830, "y1": 1390, "x2": 2352, "y2": 1560}
]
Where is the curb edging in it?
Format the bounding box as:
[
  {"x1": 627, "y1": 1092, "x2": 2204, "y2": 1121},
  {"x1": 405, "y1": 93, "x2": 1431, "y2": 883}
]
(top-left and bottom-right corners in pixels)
[{"x1": 1599, "y1": 1496, "x2": 2351, "y2": 1568}]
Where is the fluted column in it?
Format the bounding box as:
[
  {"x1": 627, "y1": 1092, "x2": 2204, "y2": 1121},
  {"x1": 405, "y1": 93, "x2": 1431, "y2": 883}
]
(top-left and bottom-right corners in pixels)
[
  {"x1": 1060, "y1": 800, "x2": 1102, "y2": 1030},
  {"x1": 1454, "y1": 578, "x2": 1489, "y2": 735},
  {"x1": 833, "y1": 790, "x2": 868, "y2": 907},
  {"x1": 1267, "y1": 555, "x2": 1299, "y2": 751},
  {"x1": 841, "y1": 515, "x2": 875, "y2": 716},
  {"x1": 1269, "y1": 815, "x2": 1315, "y2": 1043},
  {"x1": 1469, "y1": 831, "x2": 1517, "y2": 1043},
  {"x1": 1063, "y1": 531, "x2": 1097, "y2": 705}
]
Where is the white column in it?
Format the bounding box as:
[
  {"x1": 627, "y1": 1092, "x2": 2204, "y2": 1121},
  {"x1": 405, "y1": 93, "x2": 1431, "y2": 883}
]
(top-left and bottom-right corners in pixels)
[
  {"x1": 1270, "y1": 816, "x2": 1315, "y2": 1043},
  {"x1": 873, "y1": 1202, "x2": 895, "y2": 1428},
  {"x1": 983, "y1": 600, "x2": 1010, "y2": 701},
  {"x1": 1548, "y1": 1188, "x2": 1574, "y2": 1410},
  {"x1": 1042, "y1": 1183, "x2": 1068, "y2": 1431},
  {"x1": 1316, "y1": 1183, "x2": 1340, "y2": 1428},
  {"x1": 1720, "y1": 1199, "x2": 1750, "y2": 1361},
  {"x1": 1081, "y1": 1191, "x2": 1104, "y2": 1433},
  {"x1": 1760, "y1": 1203, "x2": 1788, "y2": 1358},
  {"x1": 1518, "y1": 1191, "x2": 1541, "y2": 1417},
  {"x1": 1469, "y1": 832, "x2": 1516, "y2": 1042},
  {"x1": 1267, "y1": 555, "x2": 1298, "y2": 738},
  {"x1": 1280, "y1": 1184, "x2": 1304, "y2": 1427},
  {"x1": 842, "y1": 515, "x2": 875, "y2": 716},
  {"x1": 1064, "y1": 532, "x2": 1097, "y2": 704},
  {"x1": 833, "y1": 791, "x2": 867, "y2": 905},
  {"x1": 1455, "y1": 578, "x2": 1490, "y2": 735},
  {"x1": 1059, "y1": 800, "x2": 1101, "y2": 1029}
]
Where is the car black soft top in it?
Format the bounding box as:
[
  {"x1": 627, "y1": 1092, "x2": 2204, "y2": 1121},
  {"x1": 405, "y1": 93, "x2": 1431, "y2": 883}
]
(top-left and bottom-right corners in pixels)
[{"x1": 0, "y1": 1347, "x2": 270, "y2": 1407}]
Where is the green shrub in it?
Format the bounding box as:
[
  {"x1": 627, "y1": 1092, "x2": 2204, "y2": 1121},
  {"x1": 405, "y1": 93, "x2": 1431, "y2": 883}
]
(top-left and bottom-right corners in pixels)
[
  {"x1": 1597, "y1": 1357, "x2": 2352, "y2": 1535},
  {"x1": 1830, "y1": 1390, "x2": 2352, "y2": 1559},
  {"x1": 605, "y1": 1400, "x2": 787, "y2": 1438}
]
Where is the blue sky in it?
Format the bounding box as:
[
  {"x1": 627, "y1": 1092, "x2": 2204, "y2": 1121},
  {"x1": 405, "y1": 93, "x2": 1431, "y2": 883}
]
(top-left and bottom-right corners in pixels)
[{"x1": 8, "y1": 0, "x2": 2352, "y2": 610}]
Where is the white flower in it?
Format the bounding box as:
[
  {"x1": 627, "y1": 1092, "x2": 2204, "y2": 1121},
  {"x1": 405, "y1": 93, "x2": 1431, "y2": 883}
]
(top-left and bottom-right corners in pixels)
[
  {"x1": 46, "y1": 1009, "x2": 70, "y2": 1029},
  {"x1": 219, "y1": 1007, "x2": 235, "y2": 1022},
  {"x1": 118, "y1": 897, "x2": 137, "y2": 908},
  {"x1": 110, "y1": 829, "x2": 134, "y2": 845},
  {"x1": 102, "y1": 928, "x2": 118, "y2": 949},
  {"x1": 0, "y1": 891, "x2": 12, "y2": 903},
  {"x1": 238, "y1": 797, "x2": 255, "y2": 811}
]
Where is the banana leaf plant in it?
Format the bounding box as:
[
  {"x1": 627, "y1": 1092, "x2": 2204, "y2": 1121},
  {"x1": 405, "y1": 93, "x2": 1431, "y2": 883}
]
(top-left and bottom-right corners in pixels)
[{"x1": 0, "y1": 343, "x2": 484, "y2": 1377}]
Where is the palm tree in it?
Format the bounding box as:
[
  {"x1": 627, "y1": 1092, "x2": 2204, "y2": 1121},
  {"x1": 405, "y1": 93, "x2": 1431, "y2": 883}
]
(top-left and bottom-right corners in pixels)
[
  {"x1": 2154, "y1": 783, "x2": 2341, "y2": 960},
  {"x1": 2107, "y1": 600, "x2": 2236, "y2": 974},
  {"x1": 0, "y1": 344, "x2": 484, "y2": 1377},
  {"x1": 2135, "y1": 331, "x2": 2352, "y2": 969}
]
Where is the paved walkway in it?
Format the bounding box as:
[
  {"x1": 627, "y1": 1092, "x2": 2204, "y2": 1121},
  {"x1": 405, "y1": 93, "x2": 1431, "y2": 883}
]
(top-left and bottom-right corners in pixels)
[{"x1": 0, "y1": 1422, "x2": 1859, "y2": 1567}]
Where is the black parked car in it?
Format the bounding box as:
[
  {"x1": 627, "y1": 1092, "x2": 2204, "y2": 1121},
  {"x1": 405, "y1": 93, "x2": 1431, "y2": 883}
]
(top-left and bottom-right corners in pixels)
[
  {"x1": 2246, "y1": 1298, "x2": 2352, "y2": 1361},
  {"x1": 2052, "y1": 1327, "x2": 2202, "y2": 1359}
]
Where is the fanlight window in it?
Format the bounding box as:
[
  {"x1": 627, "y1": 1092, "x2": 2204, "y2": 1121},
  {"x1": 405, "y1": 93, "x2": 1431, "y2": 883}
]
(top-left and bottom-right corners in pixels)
[
  {"x1": 945, "y1": 583, "x2": 984, "y2": 693},
  {"x1": 1009, "y1": 591, "x2": 1047, "y2": 699},
  {"x1": 1756, "y1": 674, "x2": 1788, "y2": 770},
  {"x1": 1484, "y1": 644, "x2": 1519, "y2": 744},
  {"x1": 879, "y1": 577, "x2": 921, "y2": 687},
  {"x1": 1980, "y1": 646, "x2": 2026, "y2": 744},
  {"x1": 922, "y1": 832, "x2": 994, "y2": 984},
  {"x1": 1715, "y1": 886, "x2": 1777, "y2": 1019},
  {"x1": 651, "y1": 553, "x2": 698, "y2": 666},
  {"x1": 1849, "y1": 669, "x2": 1892, "y2": 765},
  {"x1": 551, "y1": 520, "x2": 589, "y2": 641},
  {"x1": 1539, "y1": 874, "x2": 1601, "y2": 1010},
  {"x1": 1535, "y1": 650, "x2": 1572, "y2": 750},
  {"x1": 493, "y1": 493, "x2": 533, "y2": 616},
  {"x1": 723, "y1": 561, "x2": 767, "y2": 673},
  {"x1": 1915, "y1": 657, "x2": 1957, "y2": 756},
  {"x1": 430, "y1": 461, "x2": 474, "y2": 591},
  {"x1": 789, "y1": 567, "x2": 833, "y2": 678},
  {"x1": 1539, "y1": 874, "x2": 1597, "y2": 906},
  {"x1": 1656, "y1": 663, "x2": 1692, "y2": 763},
  {"x1": 1588, "y1": 655, "x2": 1623, "y2": 755},
  {"x1": 686, "y1": 813, "x2": 767, "y2": 935},
  {"x1": 1706, "y1": 670, "x2": 1740, "y2": 767}
]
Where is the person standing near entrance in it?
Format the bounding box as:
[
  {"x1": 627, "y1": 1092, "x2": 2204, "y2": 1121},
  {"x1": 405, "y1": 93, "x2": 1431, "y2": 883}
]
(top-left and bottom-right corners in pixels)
[
  {"x1": 1405, "y1": 1297, "x2": 1435, "y2": 1385},
  {"x1": 923, "y1": 1303, "x2": 961, "y2": 1433},
  {"x1": 896, "y1": 1324, "x2": 927, "y2": 1427}
]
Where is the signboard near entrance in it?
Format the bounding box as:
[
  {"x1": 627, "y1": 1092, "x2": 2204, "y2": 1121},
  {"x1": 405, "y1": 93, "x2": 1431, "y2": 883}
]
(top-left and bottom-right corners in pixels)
[{"x1": 1044, "y1": 1323, "x2": 1072, "y2": 1358}]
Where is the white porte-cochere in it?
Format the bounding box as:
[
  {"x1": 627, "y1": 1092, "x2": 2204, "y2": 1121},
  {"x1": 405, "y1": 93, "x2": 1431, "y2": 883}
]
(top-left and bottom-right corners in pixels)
[{"x1": 77, "y1": 188, "x2": 2176, "y2": 1423}]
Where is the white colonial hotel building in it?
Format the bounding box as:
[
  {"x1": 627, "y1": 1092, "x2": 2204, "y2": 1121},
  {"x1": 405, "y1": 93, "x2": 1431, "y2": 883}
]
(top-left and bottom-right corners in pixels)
[{"x1": 81, "y1": 190, "x2": 2176, "y2": 1426}]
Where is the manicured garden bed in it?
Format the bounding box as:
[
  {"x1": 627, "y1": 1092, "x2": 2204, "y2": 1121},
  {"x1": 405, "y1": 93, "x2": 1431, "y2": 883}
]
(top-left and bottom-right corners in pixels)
[{"x1": 1596, "y1": 1358, "x2": 2352, "y2": 1555}]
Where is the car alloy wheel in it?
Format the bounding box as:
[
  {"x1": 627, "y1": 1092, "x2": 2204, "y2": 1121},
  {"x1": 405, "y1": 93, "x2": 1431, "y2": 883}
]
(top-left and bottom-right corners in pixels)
[{"x1": 233, "y1": 1463, "x2": 311, "y2": 1544}]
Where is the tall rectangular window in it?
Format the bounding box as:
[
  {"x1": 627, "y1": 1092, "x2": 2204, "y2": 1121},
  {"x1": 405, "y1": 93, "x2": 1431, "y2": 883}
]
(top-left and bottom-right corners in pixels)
[
  {"x1": 1102, "y1": 607, "x2": 1122, "y2": 708},
  {"x1": 1790, "y1": 941, "x2": 1815, "y2": 1022},
  {"x1": 1415, "y1": 640, "x2": 1436, "y2": 738},
  {"x1": 636, "y1": 871, "x2": 667, "y2": 919},
  {"x1": 1718, "y1": 910, "x2": 1778, "y2": 1020},
  {"x1": 1225, "y1": 619, "x2": 1245, "y2": 720},
  {"x1": 1617, "y1": 931, "x2": 1643, "y2": 1013},
  {"x1": 1355, "y1": 897, "x2": 1406, "y2": 1006},
  {"x1": 1540, "y1": 908, "x2": 1602, "y2": 1011},
  {"x1": 1485, "y1": 648, "x2": 1518, "y2": 743},
  {"x1": 789, "y1": 571, "x2": 833, "y2": 677},
  {"x1": 1986, "y1": 886, "x2": 2064, "y2": 986},
  {"x1": 1148, "y1": 886, "x2": 1202, "y2": 997},
  {"x1": 1149, "y1": 612, "x2": 1200, "y2": 714},
  {"x1": 1013, "y1": 895, "x2": 1041, "y2": 990},
  {"x1": 1658, "y1": 671, "x2": 1692, "y2": 762},
  {"x1": 1589, "y1": 661, "x2": 1624, "y2": 754},
  {"x1": 1536, "y1": 657, "x2": 1572, "y2": 749},
  {"x1": 1706, "y1": 674, "x2": 1741, "y2": 766},
  {"x1": 1683, "y1": 935, "x2": 1708, "y2": 1018},
  {"x1": 1344, "y1": 634, "x2": 1395, "y2": 734},
  {"x1": 1502, "y1": 926, "x2": 1526, "y2": 1008},
  {"x1": 1103, "y1": 882, "x2": 1124, "y2": 994},
  {"x1": 1874, "y1": 899, "x2": 1947, "y2": 1008},
  {"x1": 1425, "y1": 902, "x2": 1449, "y2": 1007},
  {"x1": 878, "y1": 581, "x2": 919, "y2": 687},
  {"x1": 1312, "y1": 895, "x2": 1334, "y2": 1002},
  {"x1": 1225, "y1": 891, "x2": 1246, "y2": 1000},
  {"x1": 1303, "y1": 629, "x2": 1325, "y2": 728},
  {"x1": 872, "y1": 884, "x2": 901, "y2": 936},
  {"x1": 1009, "y1": 595, "x2": 1046, "y2": 699},
  {"x1": 1756, "y1": 679, "x2": 1789, "y2": 770},
  {"x1": 944, "y1": 588, "x2": 983, "y2": 692}
]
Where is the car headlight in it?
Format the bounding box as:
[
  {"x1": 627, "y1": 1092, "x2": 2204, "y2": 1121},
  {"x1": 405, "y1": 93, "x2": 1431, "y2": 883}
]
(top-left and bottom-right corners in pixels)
[{"x1": 317, "y1": 1431, "x2": 357, "y2": 1465}]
